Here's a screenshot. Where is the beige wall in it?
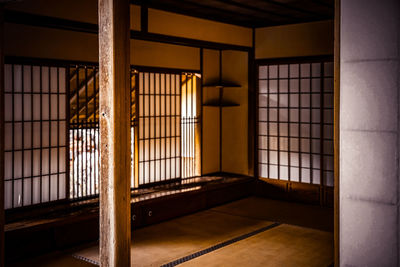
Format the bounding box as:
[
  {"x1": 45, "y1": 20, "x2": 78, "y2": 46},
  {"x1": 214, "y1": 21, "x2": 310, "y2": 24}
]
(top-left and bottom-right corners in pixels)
[
  {"x1": 221, "y1": 50, "x2": 248, "y2": 175},
  {"x1": 148, "y1": 9, "x2": 252, "y2": 47},
  {"x1": 4, "y1": 23, "x2": 99, "y2": 62},
  {"x1": 4, "y1": 23, "x2": 200, "y2": 70},
  {"x1": 202, "y1": 49, "x2": 220, "y2": 174},
  {"x1": 201, "y1": 49, "x2": 249, "y2": 176},
  {"x1": 131, "y1": 40, "x2": 199, "y2": 70},
  {"x1": 255, "y1": 20, "x2": 334, "y2": 59}
]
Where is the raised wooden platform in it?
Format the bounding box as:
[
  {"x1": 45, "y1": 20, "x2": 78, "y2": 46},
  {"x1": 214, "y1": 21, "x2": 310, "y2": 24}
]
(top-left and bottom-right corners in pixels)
[{"x1": 5, "y1": 175, "x2": 255, "y2": 263}]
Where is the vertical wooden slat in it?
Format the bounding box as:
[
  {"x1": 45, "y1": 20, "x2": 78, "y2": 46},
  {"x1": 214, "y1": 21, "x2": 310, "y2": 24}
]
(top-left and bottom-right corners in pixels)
[
  {"x1": 0, "y1": 5, "x2": 4, "y2": 267},
  {"x1": 98, "y1": 0, "x2": 131, "y2": 266},
  {"x1": 134, "y1": 72, "x2": 139, "y2": 188},
  {"x1": 219, "y1": 50, "x2": 222, "y2": 172},
  {"x1": 200, "y1": 49, "x2": 203, "y2": 176},
  {"x1": 249, "y1": 28, "x2": 256, "y2": 178},
  {"x1": 334, "y1": 0, "x2": 340, "y2": 265}
]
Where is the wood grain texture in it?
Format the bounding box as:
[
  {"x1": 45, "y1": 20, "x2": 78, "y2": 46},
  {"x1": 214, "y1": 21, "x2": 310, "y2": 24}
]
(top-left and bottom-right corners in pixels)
[
  {"x1": 0, "y1": 5, "x2": 4, "y2": 267},
  {"x1": 333, "y1": 0, "x2": 340, "y2": 265},
  {"x1": 98, "y1": 0, "x2": 131, "y2": 266}
]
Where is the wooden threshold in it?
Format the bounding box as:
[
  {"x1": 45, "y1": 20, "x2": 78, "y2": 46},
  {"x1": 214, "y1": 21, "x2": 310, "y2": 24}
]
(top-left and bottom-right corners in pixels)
[{"x1": 256, "y1": 178, "x2": 333, "y2": 207}]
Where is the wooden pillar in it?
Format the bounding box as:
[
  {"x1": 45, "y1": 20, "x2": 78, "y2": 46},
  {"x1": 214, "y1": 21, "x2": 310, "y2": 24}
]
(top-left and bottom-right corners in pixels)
[
  {"x1": 0, "y1": 5, "x2": 4, "y2": 267},
  {"x1": 333, "y1": 0, "x2": 340, "y2": 266},
  {"x1": 98, "y1": 0, "x2": 131, "y2": 266}
]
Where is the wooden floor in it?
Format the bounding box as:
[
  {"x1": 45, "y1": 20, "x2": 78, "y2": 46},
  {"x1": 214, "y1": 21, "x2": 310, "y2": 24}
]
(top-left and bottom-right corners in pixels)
[{"x1": 9, "y1": 197, "x2": 333, "y2": 267}]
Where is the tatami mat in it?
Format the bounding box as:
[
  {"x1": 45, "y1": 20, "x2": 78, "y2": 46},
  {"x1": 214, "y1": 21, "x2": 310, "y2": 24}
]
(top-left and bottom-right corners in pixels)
[
  {"x1": 179, "y1": 224, "x2": 333, "y2": 267},
  {"x1": 211, "y1": 197, "x2": 333, "y2": 232},
  {"x1": 75, "y1": 209, "x2": 275, "y2": 266},
  {"x1": 10, "y1": 197, "x2": 333, "y2": 267}
]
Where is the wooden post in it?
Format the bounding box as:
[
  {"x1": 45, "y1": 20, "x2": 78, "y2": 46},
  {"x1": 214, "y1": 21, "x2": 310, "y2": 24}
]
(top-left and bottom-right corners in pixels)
[
  {"x1": 0, "y1": 5, "x2": 4, "y2": 267},
  {"x1": 334, "y1": 0, "x2": 340, "y2": 266},
  {"x1": 98, "y1": 0, "x2": 131, "y2": 266}
]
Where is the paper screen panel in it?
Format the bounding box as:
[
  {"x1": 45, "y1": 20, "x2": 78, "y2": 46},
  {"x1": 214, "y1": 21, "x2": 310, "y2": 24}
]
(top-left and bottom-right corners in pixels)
[
  {"x1": 257, "y1": 60, "x2": 334, "y2": 187},
  {"x1": 4, "y1": 64, "x2": 67, "y2": 209}
]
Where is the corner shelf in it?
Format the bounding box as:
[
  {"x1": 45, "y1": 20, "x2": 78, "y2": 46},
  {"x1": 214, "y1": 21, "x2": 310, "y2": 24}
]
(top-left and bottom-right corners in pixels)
[
  {"x1": 203, "y1": 81, "x2": 241, "y2": 88},
  {"x1": 202, "y1": 49, "x2": 242, "y2": 174},
  {"x1": 203, "y1": 100, "x2": 240, "y2": 107},
  {"x1": 202, "y1": 81, "x2": 241, "y2": 107}
]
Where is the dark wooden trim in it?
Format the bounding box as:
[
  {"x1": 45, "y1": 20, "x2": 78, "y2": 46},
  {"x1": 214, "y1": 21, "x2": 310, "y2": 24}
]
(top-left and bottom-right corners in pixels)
[
  {"x1": 334, "y1": 0, "x2": 340, "y2": 265},
  {"x1": 200, "y1": 48, "x2": 204, "y2": 176},
  {"x1": 219, "y1": 50, "x2": 222, "y2": 172},
  {"x1": 132, "y1": 65, "x2": 200, "y2": 74},
  {"x1": 5, "y1": 56, "x2": 200, "y2": 74},
  {"x1": 4, "y1": 10, "x2": 98, "y2": 34},
  {"x1": 4, "y1": 10, "x2": 251, "y2": 51},
  {"x1": 184, "y1": 0, "x2": 295, "y2": 21},
  {"x1": 255, "y1": 55, "x2": 334, "y2": 65},
  {"x1": 65, "y1": 66, "x2": 71, "y2": 201},
  {"x1": 130, "y1": 30, "x2": 251, "y2": 51},
  {"x1": 0, "y1": 6, "x2": 5, "y2": 267},
  {"x1": 312, "y1": 0, "x2": 334, "y2": 9},
  {"x1": 249, "y1": 28, "x2": 256, "y2": 177},
  {"x1": 140, "y1": 4, "x2": 148, "y2": 32},
  {"x1": 5, "y1": 56, "x2": 98, "y2": 67},
  {"x1": 263, "y1": 0, "x2": 327, "y2": 18}
]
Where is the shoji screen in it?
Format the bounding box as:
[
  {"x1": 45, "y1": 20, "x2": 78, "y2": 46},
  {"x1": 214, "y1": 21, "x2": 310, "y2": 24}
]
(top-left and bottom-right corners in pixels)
[
  {"x1": 258, "y1": 60, "x2": 334, "y2": 186},
  {"x1": 138, "y1": 72, "x2": 181, "y2": 186},
  {"x1": 4, "y1": 63, "x2": 67, "y2": 209}
]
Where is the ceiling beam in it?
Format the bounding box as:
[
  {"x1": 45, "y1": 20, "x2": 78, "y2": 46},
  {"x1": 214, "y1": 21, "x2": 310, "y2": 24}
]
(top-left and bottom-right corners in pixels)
[
  {"x1": 179, "y1": 0, "x2": 278, "y2": 20},
  {"x1": 5, "y1": 10, "x2": 252, "y2": 50},
  {"x1": 211, "y1": 0, "x2": 298, "y2": 20},
  {"x1": 132, "y1": 0, "x2": 276, "y2": 27},
  {"x1": 261, "y1": 0, "x2": 329, "y2": 18},
  {"x1": 311, "y1": 0, "x2": 334, "y2": 9}
]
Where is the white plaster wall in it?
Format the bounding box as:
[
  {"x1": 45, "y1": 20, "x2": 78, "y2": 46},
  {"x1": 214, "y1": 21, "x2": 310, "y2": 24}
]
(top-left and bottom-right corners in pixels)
[{"x1": 340, "y1": 0, "x2": 400, "y2": 266}]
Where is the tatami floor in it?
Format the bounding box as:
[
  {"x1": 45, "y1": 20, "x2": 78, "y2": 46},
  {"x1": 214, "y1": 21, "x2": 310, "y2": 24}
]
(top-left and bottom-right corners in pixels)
[{"x1": 9, "y1": 197, "x2": 333, "y2": 267}]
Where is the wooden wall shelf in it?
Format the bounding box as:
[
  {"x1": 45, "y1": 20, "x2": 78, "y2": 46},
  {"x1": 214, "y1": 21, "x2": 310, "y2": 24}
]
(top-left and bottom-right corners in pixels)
[
  {"x1": 203, "y1": 82, "x2": 241, "y2": 88},
  {"x1": 203, "y1": 100, "x2": 240, "y2": 107}
]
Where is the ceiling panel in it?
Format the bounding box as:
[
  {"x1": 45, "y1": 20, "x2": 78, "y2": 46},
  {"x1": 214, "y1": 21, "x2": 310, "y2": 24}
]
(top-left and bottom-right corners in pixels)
[{"x1": 132, "y1": 0, "x2": 334, "y2": 28}]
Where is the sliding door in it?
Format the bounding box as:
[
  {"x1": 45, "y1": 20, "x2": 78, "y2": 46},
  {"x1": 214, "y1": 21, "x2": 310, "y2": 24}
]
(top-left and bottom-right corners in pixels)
[
  {"x1": 257, "y1": 58, "x2": 334, "y2": 187},
  {"x1": 4, "y1": 63, "x2": 68, "y2": 208}
]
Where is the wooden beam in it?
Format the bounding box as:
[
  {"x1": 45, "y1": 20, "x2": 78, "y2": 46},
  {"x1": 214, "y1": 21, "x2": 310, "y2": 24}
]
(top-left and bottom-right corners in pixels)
[
  {"x1": 140, "y1": 4, "x2": 148, "y2": 32},
  {"x1": 0, "y1": 5, "x2": 4, "y2": 267},
  {"x1": 249, "y1": 28, "x2": 255, "y2": 177},
  {"x1": 333, "y1": 0, "x2": 340, "y2": 266},
  {"x1": 98, "y1": 0, "x2": 131, "y2": 266},
  {"x1": 4, "y1": 10, "x2": 252, "y2": 51}
]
